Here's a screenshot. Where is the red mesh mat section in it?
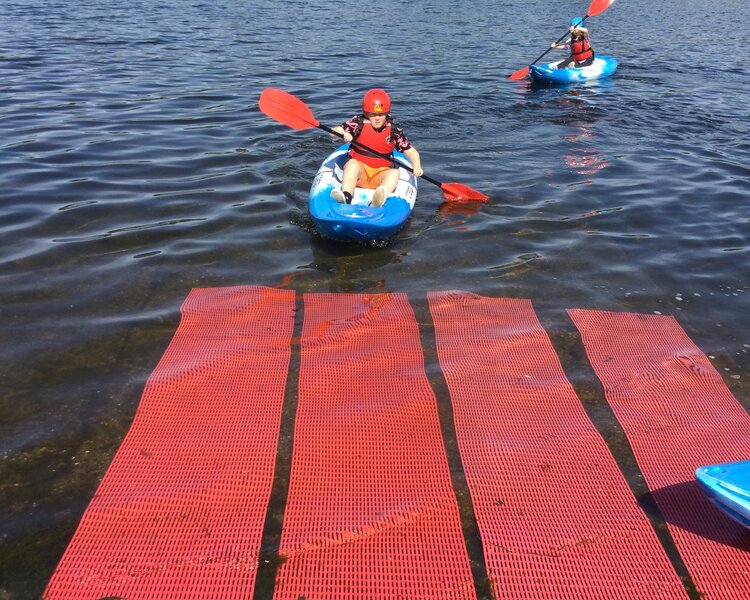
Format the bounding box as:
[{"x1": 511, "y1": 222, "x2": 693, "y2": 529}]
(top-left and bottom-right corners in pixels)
[
  {"x1": 570, "y1": 309, "x2": 750, "y2": 598},
  {"x1": 44, "y1": 286, "x2": 295, "y2": 600},
  {"x1": 429, "y1": 292, "x2": 688, "y2": 599},
  {"x1": 273, "y1": 293, "x2": 476, "y2": 600}
]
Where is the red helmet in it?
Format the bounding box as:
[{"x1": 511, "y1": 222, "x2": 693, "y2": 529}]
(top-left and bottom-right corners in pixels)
[{"x1": 362, "y1": 88, "x2": 391, "y2": 114}]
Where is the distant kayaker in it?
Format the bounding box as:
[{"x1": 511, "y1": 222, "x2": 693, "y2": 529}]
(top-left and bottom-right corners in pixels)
[
  {"x1": 551, "y1": 17, "x2": 595, "y2": 69},
  {"x1": 330, "y1": 89, "x2": 423, "y2": 207}
]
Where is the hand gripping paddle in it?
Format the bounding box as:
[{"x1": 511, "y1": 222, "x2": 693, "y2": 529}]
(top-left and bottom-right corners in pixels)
[
  {"x1": 259, "y1": 87, "x2": 489, "y2": 203},
  {"x1": 508, "y1": 0, "x2": 617, "y2": 80}
]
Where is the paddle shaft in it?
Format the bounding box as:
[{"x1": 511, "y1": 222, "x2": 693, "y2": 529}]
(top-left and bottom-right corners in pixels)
[
  {"x1": 527, "y1": 14, "x2": 590, "y2": 68},
  {"x1": 317, "y1": 122, "x2": 445, "y2": 190},
  {"x1": 259, "y1": 87, "x2": 488, "y2": 201}
]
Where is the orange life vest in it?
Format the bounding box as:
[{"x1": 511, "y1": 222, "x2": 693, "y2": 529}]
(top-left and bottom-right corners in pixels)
[
  {"x1": 349, "y1": 119, "x2": 395, "y2": 168},
  {"x1": 570, "y1": 37, "x2": 594, "y2": 62}
]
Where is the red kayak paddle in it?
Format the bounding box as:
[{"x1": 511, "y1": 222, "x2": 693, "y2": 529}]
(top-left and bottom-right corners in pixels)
[
  {"x1": 508, "y1": 0, "x2": 617, "y2": 80},
  {"x1": 259, "y1": 87, "x2": 489, "y2": 203}
]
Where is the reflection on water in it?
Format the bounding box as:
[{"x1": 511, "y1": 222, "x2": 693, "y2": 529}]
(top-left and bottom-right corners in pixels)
[
  {"x1": 437, "y1": 200, "x2": 485, "y2": 224},
  {"x1": 563, "y1": 124, "x2": 609, "y2": 178},
  {"x1": 305, "y1": 234, "x2": 401, "y2": 293},
  {"x1": 539, "y1": 87, "x2": 611, "y2": 180}
]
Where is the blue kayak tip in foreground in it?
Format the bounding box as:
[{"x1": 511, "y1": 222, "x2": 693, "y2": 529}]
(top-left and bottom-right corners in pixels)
[
  {"x1": 529, "y1": 56, "x2": 618, "y2": 84},
  {"x1": 309, "y1": 144, "x2": 418, "y2": 243},
  {"x1": 695, "y1": 459, "x2": 750, "y2": 529}
]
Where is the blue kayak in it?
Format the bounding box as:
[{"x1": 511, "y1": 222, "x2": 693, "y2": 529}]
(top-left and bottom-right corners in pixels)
[
  {"x1": 309, "y1": 144, "x2": 418, "y2": 242},
  {"x1": 695, "y1": 459, "x2": 750, "y2": 529},
  {"x1": 529, "y1": 56, "x2": 618, "y2": 84}
]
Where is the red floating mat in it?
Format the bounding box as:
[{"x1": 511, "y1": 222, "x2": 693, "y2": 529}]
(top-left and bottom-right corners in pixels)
[
  {"x1": 429, "y1": 292, "x2": 688, "y2": 599},
  {"x1": 44, "y1": 286, "x2": 295, "y2": 600},
  {"x1": 570, "y1": 309, "x2": 750, "y2": 598},
  {"x1": 273, "y1": 293, "x2": 476, "y2": 600}
]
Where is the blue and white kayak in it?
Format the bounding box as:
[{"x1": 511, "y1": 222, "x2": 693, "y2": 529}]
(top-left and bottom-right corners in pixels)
[
  {"x1": 309, "y1": 144, "x2": 418, "y2": 242},
  {"x1": 695, "y1": 459, "x2": 750, "y2": 529},
  {"x1": 529, "y1": 56, "x2": 618, "y2": 84}
]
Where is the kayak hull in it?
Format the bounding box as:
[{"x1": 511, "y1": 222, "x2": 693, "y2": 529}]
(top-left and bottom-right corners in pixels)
[
  {"x1": 529, "y1": 56, "x2": 618, "y2": 84},
  {"x1": 695, "y1": 459, "x2": 750, "y2": 529},
  {"x1": 309, "y1": 145, "x2": 417, "y2": 242}
]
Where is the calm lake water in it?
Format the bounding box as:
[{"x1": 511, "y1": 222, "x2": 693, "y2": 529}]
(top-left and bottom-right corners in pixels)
[{"x1": 1, "y1": 0, "x2": 749, "y2": 597}]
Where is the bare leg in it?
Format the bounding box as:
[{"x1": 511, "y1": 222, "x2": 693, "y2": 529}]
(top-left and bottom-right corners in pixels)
[
  {"x1": 378, "y1": 168, "x2": 401, "y2": 194},
  {"x1": 371, "y1": 168, "x2": 401, "y2": 207},
  {"x1": 341, "y1": 159, "x2": 364, "y2": 196}
]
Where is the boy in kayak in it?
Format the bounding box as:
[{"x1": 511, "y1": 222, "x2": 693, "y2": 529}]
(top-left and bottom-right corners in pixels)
[
  {"x1": 330, "y1": 88, "x2": 423, "y2": 207},
  {"x1": 552, "y1": 17, "x2": 595, "y2": 69}
]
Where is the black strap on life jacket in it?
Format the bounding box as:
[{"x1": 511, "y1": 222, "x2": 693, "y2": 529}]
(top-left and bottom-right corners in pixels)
[{"x1": 349, "y1": 114, "x2": 397, "y2": 164}]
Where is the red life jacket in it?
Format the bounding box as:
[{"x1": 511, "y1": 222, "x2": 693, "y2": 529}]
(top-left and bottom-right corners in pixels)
[
  {"x1": 570, "y1": 37, "x2": 593, "y2": 62},
  {"x1": 349, "y1": 119, "x2": 395, "y2": 168}
]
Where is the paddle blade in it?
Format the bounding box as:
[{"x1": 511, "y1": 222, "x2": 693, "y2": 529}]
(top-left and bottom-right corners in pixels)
[
  {"x1": 587, "y1": 0, "x2": 616, "y2": 18},
  {"x1": 508, "y1": 66, "x2": 530, "y2": 80},
  {"x1": 259, "y1": 88, "x2": 320, "y2": 130},
  {"x1": 441, "y1": 182, "x2": 489, "y2": 203}
]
